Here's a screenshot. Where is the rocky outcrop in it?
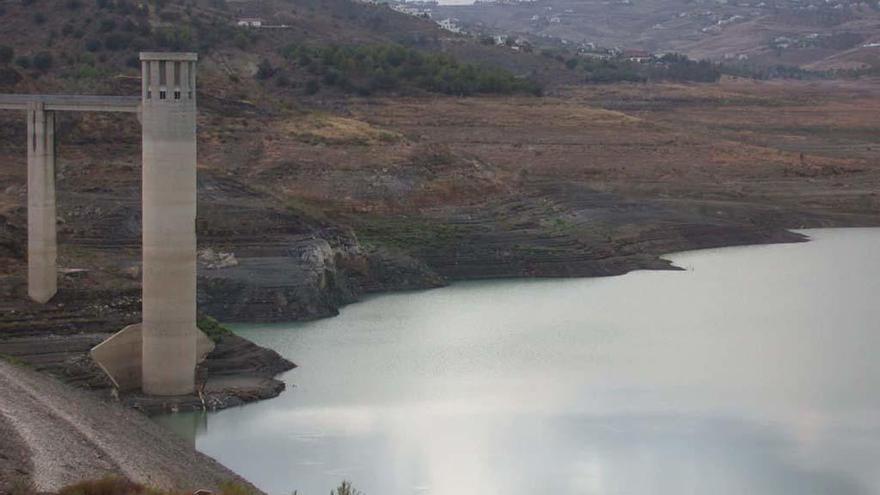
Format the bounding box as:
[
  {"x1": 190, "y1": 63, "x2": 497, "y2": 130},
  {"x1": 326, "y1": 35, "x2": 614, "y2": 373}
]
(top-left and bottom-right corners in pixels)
[
  {"x1": 0, "y1": 331, "x2": 295, "y2": 417},
  {"x1": 124, "y1": 332, "x2": 295, "y2": 415},
  {"x1": 197, "y1": 233, "x2": 445, "y2": 322},
  {"x1": 198, "y1": 248, "x2": 239, "y2": 270},
  {"x1": 198, "y1": 236, "x2": 360, "y2": 322}
]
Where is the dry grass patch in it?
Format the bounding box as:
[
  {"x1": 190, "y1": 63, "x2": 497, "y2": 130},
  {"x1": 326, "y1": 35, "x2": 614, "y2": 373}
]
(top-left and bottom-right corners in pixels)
[
  {"x1": 280, "y1": 114, "x2": 404, "y2": 146},
  {"x1": 551, "y1": 104, "x2": 645, "y2": 127}
]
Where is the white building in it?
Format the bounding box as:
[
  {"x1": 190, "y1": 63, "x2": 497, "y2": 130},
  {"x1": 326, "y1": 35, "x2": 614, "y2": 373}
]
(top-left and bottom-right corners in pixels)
[
  {"x1": 437, "y1": 18, "x2": 462, "y2": 33},
  {"x1": 236, "y1": 18, "x2": 263, "y2": 27}
]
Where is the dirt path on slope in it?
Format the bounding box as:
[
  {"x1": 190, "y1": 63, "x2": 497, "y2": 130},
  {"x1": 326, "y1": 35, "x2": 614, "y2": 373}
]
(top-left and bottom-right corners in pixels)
[
  {"x1": 0, "y1": 407, "x2": 32, "y2": 495},
  {"x1": 0, "y1": 359, "x2": 260, "y2": 493}
]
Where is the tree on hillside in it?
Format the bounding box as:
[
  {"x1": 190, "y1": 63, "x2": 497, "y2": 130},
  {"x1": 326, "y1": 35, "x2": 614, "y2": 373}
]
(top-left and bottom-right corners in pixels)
[
  {"x1": 279, "y1": 43, "x2": 543, "y2": 97},
  {"x1": 33, "y1": 52, "x2": 53, "y2": 72},
  {"x1": 256, "y1": 59, "x2": 276, "y2": 80},
  {"x1": 0, "y1": 46, "x2": 13, "y2": 65}
]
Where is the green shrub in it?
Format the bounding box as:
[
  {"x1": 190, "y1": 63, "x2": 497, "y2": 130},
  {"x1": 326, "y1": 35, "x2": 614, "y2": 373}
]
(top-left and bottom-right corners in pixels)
[
  {"x1": 217, "y1": 482, "x2": 259, "y2": 495},
  {"x1": 0, "y1": 353, "x2": 29, "y2": 367},
  {"x1": 153, "y1": 26, "x2": 193, "y2": 50},
  {"x1": 304, "y1": 78, "x2": 320, "y2": 95},
  {"x1": 15, "y1": 56, "x2": 30, "y2": 69},
  {"x1": 280, "y1": 43, "x2": 543, "y2": 96},
  {"x1": 322, "y1": 67, "x2": 341, "y2": 86},
  {"x1": 120, "y1": 18, "x2": 137, "y2": 32},
  {"x1": 103, "y1": 33, "x2": 132, "y2": 50},
  {"x1": 33, "y1": 52, "x2": 52, "y2": 71},
  {"x1": 85, "y1": 39, "x2": 102, "y2": 52},
  {"x1": 275, "y1": 72, "x2": 291, "y2": 87},
  {"x1": 57, "y1": 477, "x2": 143, "y2": 495},
  {"x1": 233, "y1": 32, "x2": 250, "y2": 49},
  {"x1": 0, "y1": 45, "x2": 13, "y2": 65},
  {"x1": 256, "y1": 58, "x2": 275, "y2": 80},
  {"x1": 98, "y1": 18, "x2": 116, "y2": 33},
  {"x1": 331, "y1": 481, "x2": 362, "y2": 495},
  {"x1": 158, "y1": 10, "x2": 179, "y2": 22},
  {"x1": 115, "y1": 0, "x2": 135, "y2": 15},
  {"x1": 64, "y1": 64, "x2": 110, "y2": 80},
  {"x1": 0, "y1": 67, "x2": 21, "y2": 86},
  {"x1": 197, "y1": 315, "x2": 233, "y2": 343},
  {"x1": 33, "y1": 12, "x2": 47, "y2": 24},
  {"x1": 56, "y1": 477, "x2": 262, "y2": 495}
]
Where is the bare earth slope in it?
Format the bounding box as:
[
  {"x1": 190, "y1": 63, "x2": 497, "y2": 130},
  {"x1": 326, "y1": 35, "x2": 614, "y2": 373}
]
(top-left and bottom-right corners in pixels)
[
  {"x1": 2, "y1": 78, "x2": 879, "y2": 327},
  {"x1": 0, "y1": 359, "x2": 259, "y2": 493}
]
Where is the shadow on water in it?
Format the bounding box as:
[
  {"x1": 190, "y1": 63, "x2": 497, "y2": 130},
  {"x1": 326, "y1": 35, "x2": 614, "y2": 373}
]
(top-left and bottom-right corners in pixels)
[{"x1": 153, "y1": 411, "x2": 207, "y2": 448}]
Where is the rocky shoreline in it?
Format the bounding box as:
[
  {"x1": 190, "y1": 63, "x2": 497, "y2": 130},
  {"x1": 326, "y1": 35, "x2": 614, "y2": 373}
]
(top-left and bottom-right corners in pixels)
[{"x1": 0, "y1": 324, "x2": 294, "y2": 417}]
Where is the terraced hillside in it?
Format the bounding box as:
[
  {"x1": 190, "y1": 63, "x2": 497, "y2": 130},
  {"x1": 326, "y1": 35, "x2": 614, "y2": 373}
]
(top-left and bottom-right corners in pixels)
[{"x1": 434, "y1": 0, "x2": 880, "y2": 71}]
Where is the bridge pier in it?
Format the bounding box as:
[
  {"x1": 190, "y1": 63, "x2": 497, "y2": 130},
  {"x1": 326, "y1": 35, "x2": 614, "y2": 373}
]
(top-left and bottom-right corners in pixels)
[
  {"x1": 26, "y1": 102, "x2": 57, "y2": 304},
  {"x1": 140, "y1": 52, "x2": 200, "y2": 396}
]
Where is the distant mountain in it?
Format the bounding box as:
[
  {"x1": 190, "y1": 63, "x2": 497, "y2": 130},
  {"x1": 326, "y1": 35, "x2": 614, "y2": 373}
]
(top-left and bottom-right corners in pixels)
[{"x1": 432, "y1": 0, "x2": 880, "y2": 71}]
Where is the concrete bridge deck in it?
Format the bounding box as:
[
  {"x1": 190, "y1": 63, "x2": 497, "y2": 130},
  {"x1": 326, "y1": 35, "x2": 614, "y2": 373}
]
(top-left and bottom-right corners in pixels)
[{"x1": 0, "y1": 94, "x2": 140, "y2": 113}]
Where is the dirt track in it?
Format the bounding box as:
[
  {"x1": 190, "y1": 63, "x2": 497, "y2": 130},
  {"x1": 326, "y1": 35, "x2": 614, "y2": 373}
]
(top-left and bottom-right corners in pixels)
[{"x1": 0, "y1": 359, "x2": 260, "y2": 494}]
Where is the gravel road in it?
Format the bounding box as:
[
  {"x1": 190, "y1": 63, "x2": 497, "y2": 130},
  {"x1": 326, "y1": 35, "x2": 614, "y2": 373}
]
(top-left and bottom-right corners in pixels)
[{"x1": 0, "y1": 359, "x2": 260, "y2": 493}]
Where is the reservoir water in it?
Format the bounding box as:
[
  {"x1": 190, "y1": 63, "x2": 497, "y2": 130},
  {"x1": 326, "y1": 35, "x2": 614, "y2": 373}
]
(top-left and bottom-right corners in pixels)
[{"x1": 159, "y1": 228, "x2": 880, "y2": 495}]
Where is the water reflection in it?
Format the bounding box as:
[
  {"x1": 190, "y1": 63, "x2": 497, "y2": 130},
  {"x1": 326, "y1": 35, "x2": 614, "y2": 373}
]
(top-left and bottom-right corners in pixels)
[
  {"x1": 159, "y1": 229, "x2": 880, "y2": 495},
  {"x1": 153, "y1": 410, "x2": 207, "y2": 447}
]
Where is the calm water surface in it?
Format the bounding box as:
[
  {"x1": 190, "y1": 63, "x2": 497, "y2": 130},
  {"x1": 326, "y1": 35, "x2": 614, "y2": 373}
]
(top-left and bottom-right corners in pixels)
[{"x1": 160, "y1": 228, "x2": 880, "y2": 495}]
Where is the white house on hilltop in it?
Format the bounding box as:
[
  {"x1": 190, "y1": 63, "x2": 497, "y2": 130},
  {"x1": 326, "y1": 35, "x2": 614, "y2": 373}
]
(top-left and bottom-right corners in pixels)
[{"x1": 236, "y1": 18, "x2": 263, "y2": 27}]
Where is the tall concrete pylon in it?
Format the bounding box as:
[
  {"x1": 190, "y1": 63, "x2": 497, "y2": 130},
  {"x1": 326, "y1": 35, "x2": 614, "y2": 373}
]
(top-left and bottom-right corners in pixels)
[
  {"x1": 140, "y1": 52, "x2": 200, "y2": 395},
  {"x1": 90, "y1": 52, "x2": 212, "y2": 397},
  {"x1": 26, "y1": 102, "x2": 57, "y2": 304}
]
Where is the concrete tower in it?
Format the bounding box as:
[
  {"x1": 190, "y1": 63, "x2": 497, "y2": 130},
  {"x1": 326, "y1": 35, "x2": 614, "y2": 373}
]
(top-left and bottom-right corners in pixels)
[{"x1": 140, "y1": 52, "x2": 199, "y2": 395}]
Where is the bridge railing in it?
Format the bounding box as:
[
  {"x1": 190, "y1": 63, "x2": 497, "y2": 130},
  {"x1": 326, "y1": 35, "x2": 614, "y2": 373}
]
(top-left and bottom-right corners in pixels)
[{"x1": 0, "y1": 94, "x2": 140, "y2": 113}]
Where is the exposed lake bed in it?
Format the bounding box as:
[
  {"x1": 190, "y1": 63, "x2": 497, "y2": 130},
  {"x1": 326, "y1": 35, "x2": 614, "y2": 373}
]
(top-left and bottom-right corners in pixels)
[{"x1": 164, "y1": 228, "x2": 880, "y2": 494}]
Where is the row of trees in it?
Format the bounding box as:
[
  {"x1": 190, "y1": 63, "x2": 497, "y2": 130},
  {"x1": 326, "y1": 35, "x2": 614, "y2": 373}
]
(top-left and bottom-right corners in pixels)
[
  {"x1": 559, "y1": 52, "x2": 722, "y2": 84},
  {"x1": 549, "y1": 48, "x2": 872, "y2": 82},
  {"x1": 718, "y1": 63, "x2": 842, "y2": 80},
  {"x1": 275, "y1": 43, "x2": 543, "y2": 96},
  {"x1": 0, "y1": 45, "x2": 53, "y2": 72},
  {"x1": 20, "y1": 1, "x2": 255, "y2": 58}
]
